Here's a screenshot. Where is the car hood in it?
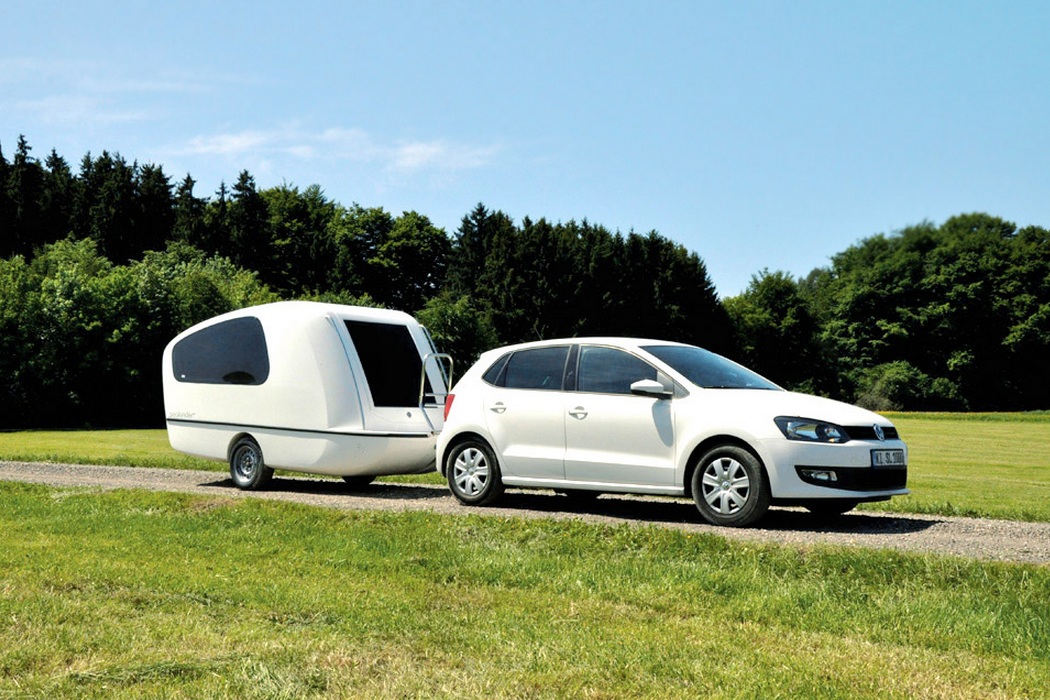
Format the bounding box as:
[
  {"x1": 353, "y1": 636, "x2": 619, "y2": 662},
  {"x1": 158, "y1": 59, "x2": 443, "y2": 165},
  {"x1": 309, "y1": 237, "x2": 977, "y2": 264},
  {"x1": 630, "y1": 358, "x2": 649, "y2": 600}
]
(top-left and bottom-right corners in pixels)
[{"x1": 698, "y1": 389, "x2": 893, "y2": 427}]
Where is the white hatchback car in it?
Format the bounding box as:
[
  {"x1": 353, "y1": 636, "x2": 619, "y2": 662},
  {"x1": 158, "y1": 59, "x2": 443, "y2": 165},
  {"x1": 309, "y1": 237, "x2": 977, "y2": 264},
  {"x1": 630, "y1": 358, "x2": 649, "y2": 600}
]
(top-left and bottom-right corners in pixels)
[{"x1": 437, "y1": 338, "x2": 908, "y2": 527}]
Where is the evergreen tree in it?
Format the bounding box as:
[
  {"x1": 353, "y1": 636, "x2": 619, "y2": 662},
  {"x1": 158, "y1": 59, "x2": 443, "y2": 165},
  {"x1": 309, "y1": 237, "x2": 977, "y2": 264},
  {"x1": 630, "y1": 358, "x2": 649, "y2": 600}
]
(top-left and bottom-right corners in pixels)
[
  {"x1": 0, "y1": 140, "x2": 11, "y2": 256},
  {"x1": 202, "y1": 181, "x2": 231, "y2": 259},
  {"x1": 134, "y1": 163, "x2": 174, "y2": 255},
  {"x1": 228, "y1": 171, "x2": 270, "y2": 273},
  {"x1": 172, "y1": 175, "x2": 207, "y2": 250},
  {"x1": 5, "y1": 135, "x2": 46, "y2": 256},
  {"x1": 446, "y1": 203, "x2": 516, "y2": 298},
  {"x1": 75, "y1": 151, "x2": 138, "y2": 262},
  {"x1": 41, "y1": 149, "x2": 75, "y2": 245}
]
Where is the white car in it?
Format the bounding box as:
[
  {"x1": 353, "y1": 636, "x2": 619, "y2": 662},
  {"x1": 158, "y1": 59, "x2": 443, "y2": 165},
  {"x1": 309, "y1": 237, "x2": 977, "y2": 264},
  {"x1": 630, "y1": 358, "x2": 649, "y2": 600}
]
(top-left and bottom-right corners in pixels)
[{"x1": 436, "y1": 338, "x2": 908, "y2": 527}]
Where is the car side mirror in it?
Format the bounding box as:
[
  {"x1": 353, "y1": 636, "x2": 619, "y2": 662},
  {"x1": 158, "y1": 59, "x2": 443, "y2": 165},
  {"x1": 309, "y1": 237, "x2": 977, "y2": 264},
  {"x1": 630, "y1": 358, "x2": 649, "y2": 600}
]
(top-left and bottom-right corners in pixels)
[{"x1": 630, "y1": 379, "x2": 672, "y2": 399}]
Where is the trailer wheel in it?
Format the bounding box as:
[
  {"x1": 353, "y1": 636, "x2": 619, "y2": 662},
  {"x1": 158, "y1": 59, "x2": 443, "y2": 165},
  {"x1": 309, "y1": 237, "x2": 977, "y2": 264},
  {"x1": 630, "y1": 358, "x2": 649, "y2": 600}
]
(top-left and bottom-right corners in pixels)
[{"x1": 230, "y1": 437, "x2": 273, "y2": 490}]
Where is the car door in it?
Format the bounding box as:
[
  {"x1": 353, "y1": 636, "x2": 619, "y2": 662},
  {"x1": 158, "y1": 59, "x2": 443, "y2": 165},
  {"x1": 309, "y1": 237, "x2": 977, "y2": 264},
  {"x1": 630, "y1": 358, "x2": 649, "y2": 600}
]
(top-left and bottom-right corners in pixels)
[
  {"x1": 482, "y1": 345, "x2": 570, "y2": 480},
  {"x1": 563, "y1": 345, "x2": 676, "y2": 486}
]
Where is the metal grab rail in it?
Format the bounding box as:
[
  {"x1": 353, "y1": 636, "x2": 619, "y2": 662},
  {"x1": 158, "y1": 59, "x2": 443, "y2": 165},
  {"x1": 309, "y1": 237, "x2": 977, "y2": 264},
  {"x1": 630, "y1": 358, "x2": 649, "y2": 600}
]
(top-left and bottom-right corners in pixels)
[{"x1": 418, "y1": 352, "x2": 453, "y2": 433}]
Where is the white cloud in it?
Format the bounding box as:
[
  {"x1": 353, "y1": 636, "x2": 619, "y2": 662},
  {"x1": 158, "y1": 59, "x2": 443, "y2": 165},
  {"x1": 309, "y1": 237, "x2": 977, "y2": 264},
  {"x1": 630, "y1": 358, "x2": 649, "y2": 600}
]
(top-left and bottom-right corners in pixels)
[
  {"x1": 81, "y1": 76, "x2": 205, "y2": 95},
  {"x1": 0, "y1": 57, "x2": 94, "y2": 85},
  {"x1": 3, "y1": 58, "x2": 202, "y2": 127},
  {"x1": 173, "y1": 125, "x2": 501, "y2": 175},
  {"x1": 15, "y1": 94, "x2": 149, "y2": 126},
  {"x1": 181, "y1": 130, "x2": 278, "y2": 156},
  {"x1": 392, "y1": 140, "x2": 501, "y2": 172}
]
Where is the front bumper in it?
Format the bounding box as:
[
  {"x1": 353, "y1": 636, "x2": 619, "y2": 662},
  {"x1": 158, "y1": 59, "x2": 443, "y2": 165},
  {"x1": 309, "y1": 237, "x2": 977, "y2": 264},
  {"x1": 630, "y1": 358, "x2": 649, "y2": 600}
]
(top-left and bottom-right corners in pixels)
[
  {"x1": 795, "y1": 464, "x2": 907, "y2": 491},
  {"x1": 759, "y1": 437, "x2": 909, "y2": 499}
]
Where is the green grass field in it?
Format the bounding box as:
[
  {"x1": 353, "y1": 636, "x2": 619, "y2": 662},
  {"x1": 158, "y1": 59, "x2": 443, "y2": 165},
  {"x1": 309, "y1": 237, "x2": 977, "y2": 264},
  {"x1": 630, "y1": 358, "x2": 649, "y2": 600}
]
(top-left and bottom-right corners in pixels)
[
  {"x1": 1, "y1": 415, "x2": 1048, "y2": 697},
  {"x1": 2, "y1": 412, "x2": 1048, "y2": 521},
  {"x1": 0, "y1": 428, "x2": 222, "y2": 471},
  {"x1": 1, "y1": 481, "x2": 1047, "y2": 699},
  {"x1": 872, "y1": 413, "x2": 1050, "y2": 521}
]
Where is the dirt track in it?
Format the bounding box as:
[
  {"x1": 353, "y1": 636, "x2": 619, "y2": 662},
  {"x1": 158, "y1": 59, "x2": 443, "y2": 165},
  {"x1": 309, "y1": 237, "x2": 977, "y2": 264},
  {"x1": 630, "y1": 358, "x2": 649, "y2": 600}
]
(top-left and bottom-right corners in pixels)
[{"x1": 2, "y1": 460, "x2": 1048, "y2": 565}]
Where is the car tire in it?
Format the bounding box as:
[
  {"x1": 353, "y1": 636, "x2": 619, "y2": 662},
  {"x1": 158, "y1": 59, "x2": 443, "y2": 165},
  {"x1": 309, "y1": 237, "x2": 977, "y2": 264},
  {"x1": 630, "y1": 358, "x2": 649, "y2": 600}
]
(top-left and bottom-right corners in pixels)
[
  {"x1": 341, "y1": 475, "x2": 376, "y2": 489},
  {"x1": 691, "y1": 444, "x2": 771, "y2": 527},
  {"x1": 229, "y1": 437, "x2": 273, "y2": 491},
  {"x1": 447, "y1": 439, "x2": 504, "y2": 506},
  {"x1": 805, "y1": 500, "x2": 858, "y2": 518}
]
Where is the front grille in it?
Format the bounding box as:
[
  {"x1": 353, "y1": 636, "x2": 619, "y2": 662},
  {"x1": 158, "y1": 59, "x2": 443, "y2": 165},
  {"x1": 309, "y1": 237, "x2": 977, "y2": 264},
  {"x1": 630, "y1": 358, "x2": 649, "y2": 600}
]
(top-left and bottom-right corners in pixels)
[
  {"x1": 845, "y1": 425, "x2": 900, "y2": 441},
  {"x1": 796, "y1": 465, "x2": 908, "y2": 491}
]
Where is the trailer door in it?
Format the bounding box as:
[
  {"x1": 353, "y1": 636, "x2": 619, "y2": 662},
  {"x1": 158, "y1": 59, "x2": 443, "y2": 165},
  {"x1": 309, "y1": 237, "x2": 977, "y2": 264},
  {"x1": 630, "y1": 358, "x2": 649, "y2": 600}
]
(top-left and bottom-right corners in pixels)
[{"x1": 344, "y1": 320, "x2": 433, "y2": 423}]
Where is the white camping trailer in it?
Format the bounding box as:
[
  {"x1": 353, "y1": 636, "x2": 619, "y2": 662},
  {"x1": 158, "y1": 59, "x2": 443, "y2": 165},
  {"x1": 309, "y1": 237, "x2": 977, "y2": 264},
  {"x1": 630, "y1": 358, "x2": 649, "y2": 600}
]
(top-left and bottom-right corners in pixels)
[{"x1": 161, "y1": 301, "x2": 451, "y2": 490}]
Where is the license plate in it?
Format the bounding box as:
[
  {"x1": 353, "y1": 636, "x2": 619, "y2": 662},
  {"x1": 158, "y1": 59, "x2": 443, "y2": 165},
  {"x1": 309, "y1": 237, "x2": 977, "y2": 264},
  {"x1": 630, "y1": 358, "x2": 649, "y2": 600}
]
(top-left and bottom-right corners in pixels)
[{"x1": 871, "y1": 449, "x2": 906, "y2": 467}]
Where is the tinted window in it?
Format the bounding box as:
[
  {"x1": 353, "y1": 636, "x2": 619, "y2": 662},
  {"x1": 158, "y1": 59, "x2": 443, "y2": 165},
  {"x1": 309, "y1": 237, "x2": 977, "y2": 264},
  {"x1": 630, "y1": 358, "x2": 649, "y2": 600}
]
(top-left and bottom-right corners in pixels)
[
  {"x1": 482, "y1": 353, "x2": 511, "y2": 385},
  {"x1": 345, "y1": 320, "x2": 428, "y2": 407},
  {"x1": 172, "y1": 317, "x2": 269, "y2": 385},
  {"x1": 578, "y1": 346, "x2": 657, "y2": 394},
  {"x1": 643, "y1": 345, "x2": 780, "y2": 390},
  {"x1": 502, "y1": 347, "x2": 569, "y2": 390}
]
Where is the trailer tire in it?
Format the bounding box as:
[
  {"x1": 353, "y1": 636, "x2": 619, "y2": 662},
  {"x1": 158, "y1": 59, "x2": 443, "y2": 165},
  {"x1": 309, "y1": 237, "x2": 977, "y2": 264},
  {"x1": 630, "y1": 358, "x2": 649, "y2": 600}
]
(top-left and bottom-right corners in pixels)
[{"x1": 230, "y1": 437, "x2": 273, "y2": 490}]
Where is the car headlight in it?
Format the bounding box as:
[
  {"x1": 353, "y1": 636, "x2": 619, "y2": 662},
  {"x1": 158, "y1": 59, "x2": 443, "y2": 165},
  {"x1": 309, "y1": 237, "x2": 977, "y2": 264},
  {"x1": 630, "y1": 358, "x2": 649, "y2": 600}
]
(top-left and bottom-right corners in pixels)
[{"x1": 774, "y1": 416, "x2": 850, "y2": 444}]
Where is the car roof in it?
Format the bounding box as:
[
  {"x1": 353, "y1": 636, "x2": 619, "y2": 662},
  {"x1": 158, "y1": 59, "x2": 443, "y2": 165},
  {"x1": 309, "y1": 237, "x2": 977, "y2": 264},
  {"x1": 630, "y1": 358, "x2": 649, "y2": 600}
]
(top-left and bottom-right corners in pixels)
[{"x1": 479, "y1": 336, "x2": 697, "y2": 357}]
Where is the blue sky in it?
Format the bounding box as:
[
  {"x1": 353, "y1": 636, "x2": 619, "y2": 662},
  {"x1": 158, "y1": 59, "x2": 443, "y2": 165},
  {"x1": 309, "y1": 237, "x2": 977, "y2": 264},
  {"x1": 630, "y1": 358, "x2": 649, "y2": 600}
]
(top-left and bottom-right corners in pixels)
[{"x1": 3, "y1": 1, "x2": 1048, "y2": 296}]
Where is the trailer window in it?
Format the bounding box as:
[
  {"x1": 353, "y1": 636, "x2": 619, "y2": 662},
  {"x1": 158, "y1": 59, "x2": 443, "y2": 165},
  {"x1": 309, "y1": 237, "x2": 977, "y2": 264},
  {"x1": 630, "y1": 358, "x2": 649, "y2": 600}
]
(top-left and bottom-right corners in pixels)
[
  {"x1": 345, "y1": 320, "x2": 429, "y2": 407},
  {"x1": 172, "y1": 317, "x2": 269, "y2": 385}
]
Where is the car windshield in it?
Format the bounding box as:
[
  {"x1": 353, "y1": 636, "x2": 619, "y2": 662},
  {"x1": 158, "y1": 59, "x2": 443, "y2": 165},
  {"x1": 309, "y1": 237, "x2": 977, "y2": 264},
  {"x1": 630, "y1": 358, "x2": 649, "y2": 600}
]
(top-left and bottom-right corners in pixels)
[{"x1": 642, "y1": 345, "x2": 781, "y2": 391}]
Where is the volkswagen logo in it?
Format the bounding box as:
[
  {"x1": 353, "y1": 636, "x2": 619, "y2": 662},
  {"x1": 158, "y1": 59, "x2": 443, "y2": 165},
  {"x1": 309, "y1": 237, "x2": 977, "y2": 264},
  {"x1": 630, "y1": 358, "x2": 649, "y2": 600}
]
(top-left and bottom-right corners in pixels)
[{"x1": 873, "y1": 424, "x2": 885, "y2": 441}]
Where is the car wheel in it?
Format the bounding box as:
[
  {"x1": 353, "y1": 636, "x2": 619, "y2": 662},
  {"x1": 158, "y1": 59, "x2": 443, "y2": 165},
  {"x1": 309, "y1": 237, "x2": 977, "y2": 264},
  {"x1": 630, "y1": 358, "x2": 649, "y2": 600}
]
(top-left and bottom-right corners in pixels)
[
  {"x1": 691, "y1": 445, "x2": 771, "y2": 527},
  {"x1": 447, "y1": 439, "x2": 504, "y2": 506},
  {"x1": 341, "y1": 475, "x2": 376, "y2": 489},
  {"x1": 805, "y1": 500, "x2": 858, "y2": 517},
  {"x1": 229, "y1": 437, "x2": 273, "y2": 491}
]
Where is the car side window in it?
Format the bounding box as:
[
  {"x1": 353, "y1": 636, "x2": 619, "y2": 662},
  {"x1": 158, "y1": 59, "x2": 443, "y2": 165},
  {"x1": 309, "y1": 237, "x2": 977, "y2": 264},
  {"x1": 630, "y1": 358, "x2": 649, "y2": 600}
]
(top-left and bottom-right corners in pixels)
[
  {"x1": 501, "y1": 346, "x2": 570, "y2": 390},
  {"x1": 577, "y1": 346, "x2": 658, "y2": 395},
  {"x1": 482, "y1": 353, "x2": 511, "y2": 385}
]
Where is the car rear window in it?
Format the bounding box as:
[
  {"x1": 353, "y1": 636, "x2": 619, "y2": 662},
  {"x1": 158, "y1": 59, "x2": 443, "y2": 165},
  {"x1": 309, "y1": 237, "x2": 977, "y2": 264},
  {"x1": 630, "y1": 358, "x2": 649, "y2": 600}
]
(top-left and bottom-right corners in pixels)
[{"x1": 493, "y1": 346, "x2": 570, "y2": 390}]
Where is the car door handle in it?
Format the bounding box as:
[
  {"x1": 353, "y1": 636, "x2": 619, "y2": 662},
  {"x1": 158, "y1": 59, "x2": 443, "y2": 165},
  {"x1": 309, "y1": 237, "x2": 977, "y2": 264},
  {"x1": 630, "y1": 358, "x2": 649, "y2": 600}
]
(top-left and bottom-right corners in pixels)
[
  {"x1": 489, "y1": 402, "x2": 507, "y2": 414},
  {"x1": 568, "y1": 407, "x2": 588, "y2": 419}
]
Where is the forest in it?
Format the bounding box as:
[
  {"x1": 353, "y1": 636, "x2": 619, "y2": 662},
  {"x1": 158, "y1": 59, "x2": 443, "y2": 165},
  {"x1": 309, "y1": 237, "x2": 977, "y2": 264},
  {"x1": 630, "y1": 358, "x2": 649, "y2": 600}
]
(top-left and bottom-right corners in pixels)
[{"x1": 2, "y1": 135, "x2": 1049, "y2": 427}]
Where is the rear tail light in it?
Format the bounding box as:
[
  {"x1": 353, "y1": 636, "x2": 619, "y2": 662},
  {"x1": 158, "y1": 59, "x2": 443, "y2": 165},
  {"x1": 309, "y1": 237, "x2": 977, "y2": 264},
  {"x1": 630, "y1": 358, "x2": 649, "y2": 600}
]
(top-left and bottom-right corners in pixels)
[{"x1": 444, "y1": 394, "x2": 455, "y2": 421}]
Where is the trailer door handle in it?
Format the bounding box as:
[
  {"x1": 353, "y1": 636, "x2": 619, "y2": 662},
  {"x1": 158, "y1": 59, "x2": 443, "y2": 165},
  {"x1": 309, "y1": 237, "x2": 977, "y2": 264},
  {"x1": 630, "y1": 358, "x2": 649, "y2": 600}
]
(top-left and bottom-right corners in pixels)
[{"x1": 490, "y1": 402, "x2": 507, "y2": 414}]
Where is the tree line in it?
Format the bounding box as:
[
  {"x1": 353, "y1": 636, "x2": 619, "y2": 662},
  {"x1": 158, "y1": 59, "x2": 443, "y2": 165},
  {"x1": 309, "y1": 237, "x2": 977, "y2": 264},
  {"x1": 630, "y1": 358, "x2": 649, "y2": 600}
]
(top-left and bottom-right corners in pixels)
[{"x1": 1, "y1": 136, "x2": 1048, "y2": 427}]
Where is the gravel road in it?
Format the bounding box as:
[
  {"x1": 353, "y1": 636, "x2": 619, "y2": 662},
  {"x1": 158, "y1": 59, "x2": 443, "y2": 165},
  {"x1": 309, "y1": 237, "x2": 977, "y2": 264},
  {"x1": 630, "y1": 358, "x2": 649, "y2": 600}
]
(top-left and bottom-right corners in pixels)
[{"x1": 3, "y1": 460, "x2": 1048, "y2": 565}]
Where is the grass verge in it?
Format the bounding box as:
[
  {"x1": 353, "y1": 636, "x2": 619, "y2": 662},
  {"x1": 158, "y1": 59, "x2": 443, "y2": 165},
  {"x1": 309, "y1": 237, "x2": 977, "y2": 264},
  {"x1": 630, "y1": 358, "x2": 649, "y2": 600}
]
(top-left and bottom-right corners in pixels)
[
  {"x1": 1, "y1": 481, "x2": 1047, "y2": 699},
  {"x1": 0, "y1": 429, "x2": 221, "y2": 471}
]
